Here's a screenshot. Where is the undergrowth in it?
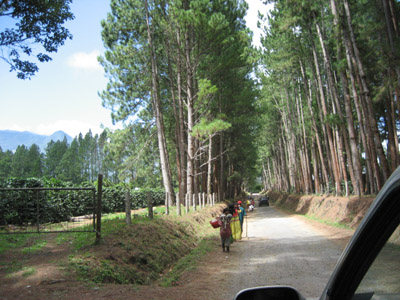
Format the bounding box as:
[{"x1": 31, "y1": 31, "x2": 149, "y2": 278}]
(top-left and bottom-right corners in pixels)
[
  {"x1": 158, "y1": 237, "x2": 217, "y2": 287},
  {"x1": 0, "y1": 233, "x2": 41, "y2": 254},
  {"x1": 66, "y1": 204, "x2": 224, "y2": 286},
  {"x1": 302, "y1": 214, "x2": 351, "y2": 230}
]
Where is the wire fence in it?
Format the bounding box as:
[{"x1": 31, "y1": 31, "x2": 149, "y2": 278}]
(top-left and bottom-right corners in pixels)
[{"x1": 0, "y1": 187, "x2": 97, "y2": 234}]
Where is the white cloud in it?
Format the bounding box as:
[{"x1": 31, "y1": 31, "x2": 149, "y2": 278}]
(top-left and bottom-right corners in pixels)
[
  {"x1": 67, "y1": 50, "x2": 102, "y2": 71},
  {"x1": 34, "y1": 120, "x2": 105, "y2": 137}
]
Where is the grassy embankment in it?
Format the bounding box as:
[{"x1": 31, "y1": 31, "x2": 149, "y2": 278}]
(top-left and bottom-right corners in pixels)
[{"x1": 0, "y1": 203, "x2": 225, "y2": 286}]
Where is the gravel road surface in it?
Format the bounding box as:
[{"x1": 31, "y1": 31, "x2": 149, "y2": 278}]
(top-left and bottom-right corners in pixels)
[{"x1": 221, "y1": 204, "x2": 351, "y2": 300}]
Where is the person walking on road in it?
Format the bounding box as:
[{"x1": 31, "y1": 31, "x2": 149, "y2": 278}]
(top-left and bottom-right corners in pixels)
[
  {"x1": 237, "y1": 201, "x2": 246, "y2": 233},
  {"x1": 229, "y1": 204, "x2": 242, "y2": 241},
  {"x1": 219, "y1": 208, "x2": 232, "y2": 252}
]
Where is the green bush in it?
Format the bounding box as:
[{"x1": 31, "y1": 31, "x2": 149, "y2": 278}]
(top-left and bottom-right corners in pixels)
[
  {"x1": 101, "y1": 186, "x2": 165, "y2": 213},
  {"x1": 0, "y1": 178, "x2": 165, "y2": 225}
]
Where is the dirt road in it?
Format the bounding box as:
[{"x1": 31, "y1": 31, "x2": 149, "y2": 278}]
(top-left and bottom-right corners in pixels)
[{"x1": 219, "y1": 204, "x2": 353, "y2": 299}]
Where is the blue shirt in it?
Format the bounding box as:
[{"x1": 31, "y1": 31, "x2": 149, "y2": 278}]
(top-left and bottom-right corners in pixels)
[{"x1": 238, "y1": 206, "x2": 246, "y2": 223}]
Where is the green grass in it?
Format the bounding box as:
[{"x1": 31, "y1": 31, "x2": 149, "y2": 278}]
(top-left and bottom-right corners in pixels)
[
  {"x1": 1, "y1": 205, "x2": 223, "y2": 287},
  {"x1": 302, "y1": 214, "x2": 351, "y2": 230},
  {"x1": 55, "y1": 213, "x2": 156, "y2": 250},
  {"x1": 0, "y1": 260, "x2": 23, "y2": 275},
  {"x1": 21, "y1": 239, "x2": 47, "y2": 254},
  {"x1": 0, "y1": 233, "x2": 41, "y2": 254},
  {"x1": 55, "y1": 231, "x2": 94, "y2": 250},
  {"x1": 0, "y1": 205, "x2": 193, "y2": 254},
  {"x1": 159, "y1": 237, "x2": 216, "y2": 287},
  {"x1": 5, "y1": 266, "x2": 37, "y2": 278},
  {"x1": 64, "y1": 205, "x2": 221, "y2": 285},
  {"x1": 21, "y1": 267, "x2": 36, "y2": 277}
]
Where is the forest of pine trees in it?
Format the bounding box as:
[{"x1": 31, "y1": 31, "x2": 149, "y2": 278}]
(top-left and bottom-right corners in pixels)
[
  {"x1": 257, "y1": 0, "x2": 400, "y2": 196},
  {"x1": 1, "y1": 0, "x2": 399, "y2": 200},
  {"x1": 0, "y1": 131, "x2": 110, "y2": 185}
]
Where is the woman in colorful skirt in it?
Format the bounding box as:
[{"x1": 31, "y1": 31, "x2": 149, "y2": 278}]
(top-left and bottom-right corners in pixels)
[{"x1": 229, "y1": 204, "x2": 242, "y2": 241}]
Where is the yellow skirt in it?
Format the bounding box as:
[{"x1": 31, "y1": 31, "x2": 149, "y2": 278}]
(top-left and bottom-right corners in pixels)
[{"x1": 230, "y1": 215, "x2": 242, "y2": 241}]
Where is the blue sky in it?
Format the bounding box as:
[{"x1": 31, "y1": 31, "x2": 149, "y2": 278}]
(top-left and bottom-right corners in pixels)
[{"x1": 1, "y1": 0, "x2": 268, "y2": 138}]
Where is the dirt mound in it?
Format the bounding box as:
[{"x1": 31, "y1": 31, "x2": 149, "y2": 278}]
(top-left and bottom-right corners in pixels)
[{"x1": 268, "y1": 191, "x2": 375, "y2": 228}]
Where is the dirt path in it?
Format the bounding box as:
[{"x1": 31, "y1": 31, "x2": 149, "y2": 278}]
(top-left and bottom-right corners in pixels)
[
  {"x1": 0, "y1": 205, "x2": 354, "y2": 300},
  {"x1": 218, "y1": 206, "x2": 354, "y2": 300}
]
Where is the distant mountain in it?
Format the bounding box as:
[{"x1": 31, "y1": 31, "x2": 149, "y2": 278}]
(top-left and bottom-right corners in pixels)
[{"x1": 0, "y1": 130, "x2": 73, "y2": 152}]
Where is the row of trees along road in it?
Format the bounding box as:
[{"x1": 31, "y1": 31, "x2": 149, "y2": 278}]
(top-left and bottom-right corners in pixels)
[
  {"x1": 1, "y1": 0, "x2": 399, "y2": 201},
  {"x1": 257, "y1": 0, "x2": 400, "y2": 196},
  {"x1": 98, "y1": 0, "x2": 259, "y2": 212}
]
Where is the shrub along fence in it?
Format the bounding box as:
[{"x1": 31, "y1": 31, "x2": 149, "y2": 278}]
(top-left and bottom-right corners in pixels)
[
  {"x1": 102, "y1": 187, "x2": 166, "y2": 213},
  {"x1": 0, "y1": 186, "x2": 97, "y2": 234},
  {"x1": 0, "y1": 176, "x2": 219, "y2": 234},
  {"x1": 123, "y1": 191, "x2": 219, "y2": 223},
  {"x1": 0, "y1": 178, "x2": 164, "y2": 227}
]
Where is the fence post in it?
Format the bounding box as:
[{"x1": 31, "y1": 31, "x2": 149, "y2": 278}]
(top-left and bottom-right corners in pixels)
[
  {"x1": 176, "y1": 192, "x2": 181, "y2": 216},
  {"x1": 165, "y1": 192, "x2": 169, "y2": 215},
  {"x1": 92, "y1": 189, "x2": 96, "y2": 231},
  {"x1": 147, "y1": 191, "x2": 153, "y2": 219},
  {"x1": 96, "y1": 174, "x2": 103, "y2": 243},
  {"x1": 125, "y1": 191, "x2": 131, "y2": 225},
  {"x1": 36, "y1": 190, "x2": 40, "y2": 233}
]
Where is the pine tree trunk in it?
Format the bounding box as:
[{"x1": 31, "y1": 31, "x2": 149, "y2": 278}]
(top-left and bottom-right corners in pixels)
[
  {"x1": 219, "y1": 131, "x2": 224, "y2": 201},
  {"x1": 144, "y1": 0, "x2": 175, "y2": 209},
  {"x1": 332, "y1": 10, "x2": 364, "y2": 196},
  {"x1": 193, "y1": 138, "x2": 199, "y2": 195},
  {"x1": 385, "y1": 94, "x2": 399, "y2": 172},
  {"x1": 336, "y1": 0, "x2": 372, "y2": 193},
  {"x1": 176, "y1": 29, "x2": 186, "y2": 213},
  {"x1": 314, "y1": 20, "x2": 342, "y2": 194},
  {"x1": 300, "y1": 60, "x2": 329, "y2": 192},
  {"x1": 207, "y1": 135, "x2": 212, "y2": 197},
  {"x1": 165, "y1": 33, "x2": 180, "y2": 206},
  {"x1": 275, "y1": 92, "x2": 296, "y2": 193},
  {"x1": 185, "y1": 28, "x2": 194, "y2": 196},
  {"x1": 381, "y1": 0, "x2": 400, "y2": 83},
  {"x1": 310, "y1": 136, "x2": 321, "y2": 194},
  {"x1": 310, "y1": 30, "x2": 341, "y2": 194},
  {"x1": 296, "y1": 90, "x2": 312, "y2": 194},
  {"x1": 262, "y1": 162, "x2": 268, "y2": 191},
  {"x1": 343, "y1": 0, "x2": 390, "y2": 187}
]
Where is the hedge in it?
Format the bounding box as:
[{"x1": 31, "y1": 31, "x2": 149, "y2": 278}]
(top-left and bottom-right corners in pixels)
[{"x1": 0, "y1": 178, "x2": 165, "y2": 226}]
